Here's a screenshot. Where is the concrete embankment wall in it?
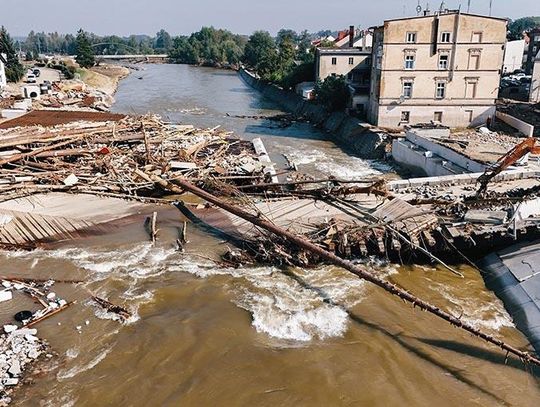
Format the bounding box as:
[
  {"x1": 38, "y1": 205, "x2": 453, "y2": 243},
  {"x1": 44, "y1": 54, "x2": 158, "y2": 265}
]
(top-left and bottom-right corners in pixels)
[
  {"x1": 495, "y1": 111, "x2": 535, "y2": 137},
  {"x1": 239, "y1": 68, "x2": 385, "y2": 159}
]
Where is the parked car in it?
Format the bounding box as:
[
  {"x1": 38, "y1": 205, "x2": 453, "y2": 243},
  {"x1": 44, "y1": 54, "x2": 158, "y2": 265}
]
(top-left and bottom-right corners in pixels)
[
  {"x1": 26, "y1": 73, "x2": 37, "y2": 83},
  {"x1": 33, "y1": 68, "x2": 41, "y2": 77}
]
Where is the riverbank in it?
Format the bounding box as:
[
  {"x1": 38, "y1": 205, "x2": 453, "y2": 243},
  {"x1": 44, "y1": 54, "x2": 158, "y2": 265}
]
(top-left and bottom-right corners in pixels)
[
  {"x1": 79, "y1": 64, "x2": 131, "y2": 97},
  {"x1": 239, "y1": 68, "x2": 388, "y2": 159}
]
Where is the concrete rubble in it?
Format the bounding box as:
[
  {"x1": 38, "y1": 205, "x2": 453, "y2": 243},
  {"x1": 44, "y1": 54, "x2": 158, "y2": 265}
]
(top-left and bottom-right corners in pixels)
[{"x1": 0, "y1": 326, "x2": 46, "y2": 406}]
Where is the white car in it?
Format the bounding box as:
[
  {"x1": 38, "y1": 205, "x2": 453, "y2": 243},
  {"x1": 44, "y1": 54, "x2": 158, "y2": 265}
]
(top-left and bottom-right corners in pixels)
[{"x1": 26, "y1": 73, "x2": 37, "y2": 83}]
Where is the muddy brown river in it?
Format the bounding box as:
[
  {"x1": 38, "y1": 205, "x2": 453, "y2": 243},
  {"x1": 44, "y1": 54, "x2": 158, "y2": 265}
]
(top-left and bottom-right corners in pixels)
[{"x1": 4, "y1": 64, "x2": 540, "y2": 406}]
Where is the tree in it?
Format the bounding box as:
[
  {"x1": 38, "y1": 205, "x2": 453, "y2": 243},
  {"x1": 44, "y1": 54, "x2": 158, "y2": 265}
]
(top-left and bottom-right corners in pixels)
[
  {"x1": 319, "y1": 39, "x2": 336, "y2": 48},
  {"x1": 168, "y1": 27, "x2": 245, "y2": 66},
  {"x1": 0, "y1": 26, "x2": 24, "y2": 82},
  {"x1": 508, "y1": 17, "x2": 540, "y2": 40},
  {"x1": 155, "y1": 29, "x2": 172, "y2": 52},
  {"x1": 243, "y1": 31, "x2": 276, "y2": 69},
  {"x1": 276, "y1": 29, "x2": 298, "y2": 45},
  {"x1": 75, "y1": 29, "x2": 95, "y2": 68},
  {"x1": 315, "y1": 75, "x2": 350, "y2": 112}
]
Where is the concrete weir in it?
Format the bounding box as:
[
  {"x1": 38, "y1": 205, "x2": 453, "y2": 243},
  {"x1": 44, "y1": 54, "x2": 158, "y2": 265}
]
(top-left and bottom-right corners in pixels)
[{"x1": 479, "y1": 241, "x2": 540, "y2": 354}]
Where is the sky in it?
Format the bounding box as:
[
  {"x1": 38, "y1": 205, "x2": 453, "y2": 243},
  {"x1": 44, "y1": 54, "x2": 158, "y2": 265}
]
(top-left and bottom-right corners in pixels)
[{"x1": 2, "y1": 0, "x2": 540, "y2": 37}]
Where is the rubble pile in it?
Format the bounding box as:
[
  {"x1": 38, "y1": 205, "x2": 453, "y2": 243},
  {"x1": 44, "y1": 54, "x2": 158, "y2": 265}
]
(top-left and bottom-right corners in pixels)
[
  {"x1": 34, "y1": 80, "x2": 115, "y2": 112},
  {"x1": 0, "y1": 115, "x2": 275, "y2": 204},
  {"x1": 439, "y1": 129, "x2": 524, "y2": 164},
  {"x1": 0, "y1": 327, "x2": 46, "y2": 406}
]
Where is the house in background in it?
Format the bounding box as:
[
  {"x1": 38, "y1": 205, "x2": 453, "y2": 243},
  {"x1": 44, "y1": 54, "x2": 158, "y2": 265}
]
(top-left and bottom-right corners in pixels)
[
  {"x1": 530, "y1": 50, "x2": 540, "y2": 103},
  {"x1": 503, "y1": 39, "x2": 525, "y2": 74},
  {"x1": 367, "y1": 10, "x2": 507, "y2": 128},
  {"x1": 334, "y1": 27, "x2": 374, "y2": 50},
  {"x1": 524, "y1": 28, "x2": 540, "y2": 75},
  {"x1": 315, "y1": 47, "x2": 372, "y2": 115},
  {"x1": 0, "y1": 53, "x2": 7, "y2": 91}
]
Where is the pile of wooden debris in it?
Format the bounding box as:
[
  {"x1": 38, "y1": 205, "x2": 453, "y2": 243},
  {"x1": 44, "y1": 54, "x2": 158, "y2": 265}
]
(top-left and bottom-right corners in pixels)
[{"x1": 0, "y1": 115, "x2": 276, "y2": 203}]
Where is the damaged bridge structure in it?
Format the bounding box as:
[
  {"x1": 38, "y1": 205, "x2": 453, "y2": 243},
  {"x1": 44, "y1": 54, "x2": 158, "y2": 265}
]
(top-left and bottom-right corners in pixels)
[{"x1": 1, "y1": 111, "x2": 540, "y2": 373}]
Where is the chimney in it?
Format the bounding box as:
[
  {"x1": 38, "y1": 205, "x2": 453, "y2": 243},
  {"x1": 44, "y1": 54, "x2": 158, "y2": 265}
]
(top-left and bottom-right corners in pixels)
[{"x1": 349, "y1": 25, "x2": 355, "y2": 47}]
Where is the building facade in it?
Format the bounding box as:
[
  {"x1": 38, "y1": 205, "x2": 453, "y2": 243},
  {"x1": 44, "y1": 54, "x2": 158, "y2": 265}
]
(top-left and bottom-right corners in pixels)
[
  {"x1": 503, "y1": 39, "x2": 525, "y2": 74},
  {"x1": 368, "y1": 11, "x2": 507, "y2": 128},
  {"x1": 525, "y1": 28, "x2": 540, "y2": 75},
  {"x1": 530, "y1": 50, "x2": 540, "y2": 103},
  {"x1": 315, "y1": 47, "x2": 372, "y2": 114}
]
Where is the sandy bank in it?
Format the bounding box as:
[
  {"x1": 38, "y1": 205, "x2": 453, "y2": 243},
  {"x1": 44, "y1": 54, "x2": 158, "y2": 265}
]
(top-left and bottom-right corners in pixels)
[{"x1": 80, "y1": 64, "x2": 131, "y2": 97}]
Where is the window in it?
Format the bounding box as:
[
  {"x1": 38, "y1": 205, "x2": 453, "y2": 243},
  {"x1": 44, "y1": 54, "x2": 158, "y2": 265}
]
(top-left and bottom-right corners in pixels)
[
  {"x1": 331, "y1": 57, "x2": 337, "y2": 65},
  {"x1": 406, "y1": 32, "x2": 417, "y2": 43},
  {"x1": 401, "y1": 111, "x2": 410, "y2": 123},
  {"x1": 441, "y1": 32, "x2": 451, "y2": 43},
  {"x1": 402, "y1": 81, "x2": 413, "y2": 98},
  {"x1": 466, "y1": 81, "x2": 478, "y2": 98},
  {"x1": 434, "y1": 112, "x2": 443, "y2": 122},
  {"x1": 436, "y1": 82, "x2": 446, "y2": 99},
  {"x1": 404, "y1": 55, "x2": 415, "y2": 69},
  {"x1": 439, "y1": 54, "x2": 449, "y2": 70},
  {"x1": 472, "y1": 32, "x2": 483, "y2": 43},
  {"x1": 348, "y1": 57, "x2": 354, "y2": 65},
  {"x1": 469, "y1": 54, "x2": 480, "y2": 70}
]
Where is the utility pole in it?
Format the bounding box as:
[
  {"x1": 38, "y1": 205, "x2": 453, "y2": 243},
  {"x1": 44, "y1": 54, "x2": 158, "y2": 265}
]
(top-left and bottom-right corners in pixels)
[
  {"x1": 489, "y1": 0, "x2": 493, "y2": 16},
  {"x1": 467, "y1": 0, "x2": 471, "y2": 13}
]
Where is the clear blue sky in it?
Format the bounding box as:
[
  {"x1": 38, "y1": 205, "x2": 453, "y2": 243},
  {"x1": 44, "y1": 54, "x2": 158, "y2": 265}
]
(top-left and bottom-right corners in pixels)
[{"x1": 2, "y1": 0, "x2": 540, "y2": 37}]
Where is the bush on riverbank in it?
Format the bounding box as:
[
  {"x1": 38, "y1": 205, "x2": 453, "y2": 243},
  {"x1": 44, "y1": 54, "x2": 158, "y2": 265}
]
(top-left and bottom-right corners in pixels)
[{"x1": 314, "y1": 75, "x2": 349, "y2": 112}]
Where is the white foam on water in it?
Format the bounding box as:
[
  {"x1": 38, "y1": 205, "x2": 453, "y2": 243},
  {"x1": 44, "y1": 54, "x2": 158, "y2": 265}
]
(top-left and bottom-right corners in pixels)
[
  {"x1": 175, "y1": 256, "x2": 387, "y2": 343},
  {"x1": 286, "y1": 149, "x2": 327, "y2": 165},
  {"x1": 65, "y1": 347, "x2": 79, "y2": 359},
  {"x1": 314, "y1": 158, "x2": 392, "y2": 180},
  {"x1": 57, "y1": 346, "x2": 113, "y2": 380},
  {"x1": 285, "y1": 147, "x2": 392, "y2": 180},
  {"x1": 429, "y1": 281, "x2": 514, "y2": 332}
]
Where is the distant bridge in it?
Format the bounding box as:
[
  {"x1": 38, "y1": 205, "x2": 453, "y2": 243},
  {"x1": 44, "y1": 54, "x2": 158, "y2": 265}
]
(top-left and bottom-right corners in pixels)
[{"x1": 95, "y1": 54, "x2": 169, "y2": 62}]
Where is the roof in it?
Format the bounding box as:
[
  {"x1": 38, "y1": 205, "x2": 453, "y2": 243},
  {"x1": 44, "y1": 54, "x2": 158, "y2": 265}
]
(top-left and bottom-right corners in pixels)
[
  {"x1": 317, "y1": 47, "x2": 371, "y2": 56},
  {"x1": 382, "y1": 11, "x2": 508, "y2": 24},
  {"x1": 0, "y1": 110, "x2": 126, "y2": 129}
]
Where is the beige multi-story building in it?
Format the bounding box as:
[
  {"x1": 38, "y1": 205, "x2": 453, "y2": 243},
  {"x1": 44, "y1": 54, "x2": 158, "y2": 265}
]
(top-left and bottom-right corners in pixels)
[{"x1": 368, "y1": 10, "x2": 507, "y2": 128}]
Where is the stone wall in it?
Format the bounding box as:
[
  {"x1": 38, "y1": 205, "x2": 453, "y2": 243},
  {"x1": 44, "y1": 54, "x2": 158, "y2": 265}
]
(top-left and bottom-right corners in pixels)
[{"x1": 239, "y1": 68, "x2": 386, "y2": 159}]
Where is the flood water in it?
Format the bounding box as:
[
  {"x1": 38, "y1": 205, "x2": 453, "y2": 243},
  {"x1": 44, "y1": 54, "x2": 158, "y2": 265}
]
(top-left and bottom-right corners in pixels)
[{"x1": 5, "y1": 64, "x2": 540, "y2": 406}]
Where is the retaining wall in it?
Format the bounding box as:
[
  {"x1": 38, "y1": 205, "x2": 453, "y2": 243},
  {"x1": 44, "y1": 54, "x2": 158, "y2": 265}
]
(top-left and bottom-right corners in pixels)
[
  {"x1": 239, "y1": 68, "x2": 386, "y2": 159},
  {"x1": 496, "y1": 111, "x2": 535, "y2": 137}
]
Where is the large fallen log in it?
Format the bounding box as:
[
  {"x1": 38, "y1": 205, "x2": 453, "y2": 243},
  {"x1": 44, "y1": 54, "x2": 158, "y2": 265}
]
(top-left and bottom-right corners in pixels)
[{"x1": 149, "y1": 173, "x2": 540, "y2": 368}]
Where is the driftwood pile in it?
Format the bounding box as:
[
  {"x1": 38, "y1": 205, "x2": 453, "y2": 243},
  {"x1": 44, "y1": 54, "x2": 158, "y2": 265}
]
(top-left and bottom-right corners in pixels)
[{"x1": 0, "y1": 115, "x2": 273, "y2": 203}]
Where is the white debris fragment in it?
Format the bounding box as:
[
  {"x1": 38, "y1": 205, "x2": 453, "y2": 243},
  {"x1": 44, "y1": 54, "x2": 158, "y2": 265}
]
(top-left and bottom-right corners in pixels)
[
  {"x1": 2, "y1": 326, "x2": 17, "y2": 334},
  {"x1": 0, "y1": 291, "x2": 12, "y2": 303},
  {"x1": 63, "y1": 173, "x2": 79, "y2": 186}
]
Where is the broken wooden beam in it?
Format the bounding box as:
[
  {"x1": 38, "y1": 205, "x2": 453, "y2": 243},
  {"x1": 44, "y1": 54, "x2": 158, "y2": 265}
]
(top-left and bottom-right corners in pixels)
[{"x1": 150, "y1": 173, "x2": 540, "y2": 368}]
